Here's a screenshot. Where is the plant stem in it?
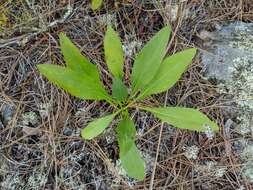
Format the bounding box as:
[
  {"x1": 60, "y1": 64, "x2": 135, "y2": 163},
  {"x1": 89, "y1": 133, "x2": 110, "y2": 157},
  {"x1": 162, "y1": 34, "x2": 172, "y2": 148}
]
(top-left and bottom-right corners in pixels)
[
  {"x1": 128, "y1": 103, "x2": 147, "y2": 110},
  {"x1": 105, "y1": 97, "x2": 119, "y2": 108}
]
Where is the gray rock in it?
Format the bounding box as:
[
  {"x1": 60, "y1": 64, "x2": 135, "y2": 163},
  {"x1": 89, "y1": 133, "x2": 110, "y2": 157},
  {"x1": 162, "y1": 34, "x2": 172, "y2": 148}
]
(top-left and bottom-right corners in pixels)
[
  {"x1": 201, "y1": 21, "x2": 253, "y2": 124},
  {"x1": 201, "y1": 21, "x2": 253, "y2": 183},
  {"x1": 63, "y1": 127, "x2": 73, "y2": 136},
  {"x1": 202, "y1": 21, "x2": 253, "y2": 82}
]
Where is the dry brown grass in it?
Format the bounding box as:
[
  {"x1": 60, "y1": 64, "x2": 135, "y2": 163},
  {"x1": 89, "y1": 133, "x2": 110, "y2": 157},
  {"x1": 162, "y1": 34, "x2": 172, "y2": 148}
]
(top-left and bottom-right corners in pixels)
[{"x1": 0, "y1": 0, "x2": 253, "y2": 189}]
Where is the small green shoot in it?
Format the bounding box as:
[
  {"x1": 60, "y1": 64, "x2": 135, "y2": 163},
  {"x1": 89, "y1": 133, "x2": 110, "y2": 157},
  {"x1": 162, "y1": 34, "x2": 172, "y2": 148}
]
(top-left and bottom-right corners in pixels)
[
  {"x1": 37, "y1": 25, "x2": 219, "y2": 180},
  {"x1": 91, "y1": 0, "x2": 103, "y2": 11}
]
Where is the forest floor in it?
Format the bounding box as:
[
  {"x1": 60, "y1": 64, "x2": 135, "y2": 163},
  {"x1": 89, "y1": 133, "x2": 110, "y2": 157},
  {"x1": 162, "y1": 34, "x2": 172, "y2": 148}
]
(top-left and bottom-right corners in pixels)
[{"x1": 0, "y1": 0, "x2": 253, "y2": 189}]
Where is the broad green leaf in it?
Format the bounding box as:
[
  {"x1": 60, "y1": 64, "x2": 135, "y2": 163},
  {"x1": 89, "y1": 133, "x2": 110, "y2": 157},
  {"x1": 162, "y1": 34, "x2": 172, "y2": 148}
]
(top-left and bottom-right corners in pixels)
[
  {"x1": 112, "y1": 77, "x2": 128, "y2": 102},
  {"x1": 139, "y1": 48, "x2": 197, "y2": 99},
  {"x1": 91, "y1": 0, "x2": 103, "y2": 11},
  {"x1": 82, "y1": 114, "x2": 115, "y2": 140},
  {"x1": 116, "y1": 116, "x2": 145, "y2": 180},
  {"x1": 104, "y1": 26, "x2": 124, "y2": 78},
  {"x1": 142, "y1": 106, "x2": 219, "y2": 132},
  {"x1": 131, "y1": 26, "x2": 171, "y2": 94},
  {"x1": 120, "y1": 143, "x2": 145, "y2": 180},
  {"x1": 59, "y1": 33, "x2": 100, "y2": 82},
  {"x1": 37, "y1": 64, "x2": 111, "y2": 101},
  {"x1": 116, "y1": 115, "x2": 136, "y2": 141}
]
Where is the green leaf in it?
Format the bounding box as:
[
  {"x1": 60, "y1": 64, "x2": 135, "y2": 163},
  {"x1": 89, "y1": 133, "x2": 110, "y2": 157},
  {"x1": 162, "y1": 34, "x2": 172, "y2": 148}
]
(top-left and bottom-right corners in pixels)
[
  {"x1": 104, "y1": 26, "x2": 124, "y2": 78},
  {"x1": 112, "y1": 77, "x2": 128, "y2": 102},
  {"x1": 59, "y1": 33, "x2": 100, "y2": 82},
  {"x1": 81, "y1": 113, "x2": 115, "y2": 140},
  {"x1": 139, "y1": 48, "x2": 197, "y2": 99},
  {"x1": 142, "y1": 106, "x2": 219, "y2": 132},
  {"x1": 37, "y1": 64, "x2": 111, "y2": 101},
  {"x1": 116, "y1": 115, "x2": 136, "y2": 140},
  {"x1": 116, "y1": 115, "x2": 145, "y2": 180},
  {"x1": 91, "y1": 0, "x2": 103, "y2": 10},
  {"x1": 131, "y1": 26, "x2": 171, "y2": 94}
]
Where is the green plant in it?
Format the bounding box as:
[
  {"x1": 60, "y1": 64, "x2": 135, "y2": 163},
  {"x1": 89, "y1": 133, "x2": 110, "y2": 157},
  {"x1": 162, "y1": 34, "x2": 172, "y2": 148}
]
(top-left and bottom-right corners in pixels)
[
  {"x1": 91, "y1": 0, "x2": 103, "y2": 10},
  {"x1": 37, "y1": 25, "x2": 219, "y2": 180}
]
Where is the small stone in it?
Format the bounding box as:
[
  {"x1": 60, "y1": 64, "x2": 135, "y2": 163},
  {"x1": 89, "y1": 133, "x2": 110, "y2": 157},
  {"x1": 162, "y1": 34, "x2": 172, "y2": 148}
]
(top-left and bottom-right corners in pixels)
[
  {"x1": 63, "y1": 127, "x2": 80, "y2": 137},
  {"x1": 63, "y1": 127, "x2": 74, "y2": 136},
  {"x1": 0, "y1": 103, "x2": 16, "y2": 125}
]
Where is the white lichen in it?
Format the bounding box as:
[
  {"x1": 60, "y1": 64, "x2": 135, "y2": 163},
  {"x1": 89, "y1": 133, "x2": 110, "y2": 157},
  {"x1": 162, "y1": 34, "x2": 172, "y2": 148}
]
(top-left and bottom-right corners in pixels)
[
  {"x1": 109, "y1": 160, "x2": 136, "y2": 188},
  {"x1": 194, "y1": 161, "x2": 227, "y2": 178},
  {"x1": 58, "y1": 164, "x2": 84, "y2": 189},
  {"x1": 215, "y1": 166, "x2": 228, "y2": 178},
  {"x1": 169, "y1": 4, "x2": 178, "y2": 21},
  {"x1": 122, "y1": 40, "x2": 142, "y2": 58},
  {"x1": 115, "y1": 160, "x2": 128, "y2": 177},
  {"x1": 141, "y1": 151, "x2": 155, "y2": 175},
  {"x1": 242, "y1": 162, "x2": 253, "y2": 182},
  {"x1": 229, "y1": 30, "x2": 253, "y2": 53},
  {"x1": 236, "y1": 142, "x2": 253, "y2": 182},
  {"x1": 241, "y1": 143, "x2": 253, "y2": 161},
  {"x1": 236, "y1": 114, "x2": 252, "y2": 135},
  {"x1": 110, "y1": 152, "x2": 154, "y2": 187},
  {"x1": 18, "y1": 111, "x2": 39, "y2": 127},
  {"x1": 97, "y1": 14, "x2": 117, "y2": 27},
  {"x1": 203, "y1": 124, "x2": 215, "y2": 139},
  {"x1": 38, "y1": 102, "x2": 51, "y2": 118},
  {"x1": 0, "y1": 174, "x2": 25, "y2": 189},
  {"x1": 104, "y1": 128, "x2": 115, "y2": 144},
  {"x1": 27, "y1": 172, "x2": 47, "y2": 190},
  {"x1": 183, "y1": 145, "x2": 200, "y2": 160},
  {"x1": 164, "y1": 2, "x2": 191, "y2": 22}
]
